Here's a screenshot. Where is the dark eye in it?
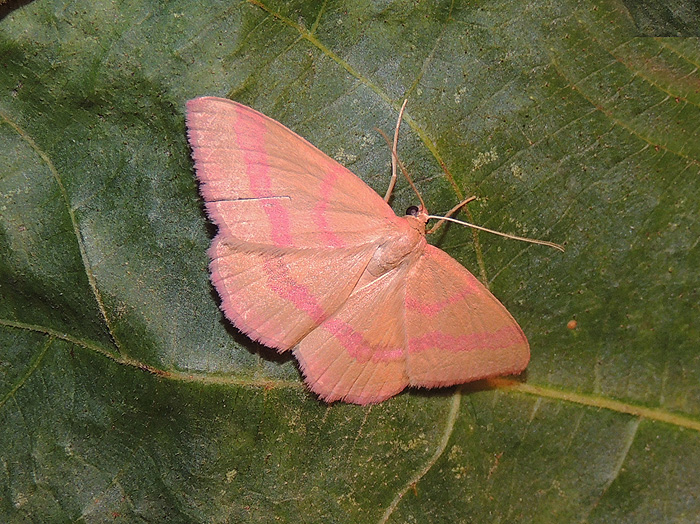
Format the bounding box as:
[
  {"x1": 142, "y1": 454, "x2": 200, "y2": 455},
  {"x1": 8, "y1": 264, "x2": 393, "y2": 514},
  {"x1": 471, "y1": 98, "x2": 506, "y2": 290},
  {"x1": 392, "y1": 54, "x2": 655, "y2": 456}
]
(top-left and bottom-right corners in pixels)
[{"x1": 405, "y1": 205, "x2": 420, "y2": 217}]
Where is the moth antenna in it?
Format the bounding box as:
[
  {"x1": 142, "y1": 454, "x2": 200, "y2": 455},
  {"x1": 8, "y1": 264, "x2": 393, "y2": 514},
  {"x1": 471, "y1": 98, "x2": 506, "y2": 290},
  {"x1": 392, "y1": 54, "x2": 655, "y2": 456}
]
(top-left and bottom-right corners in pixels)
[
  {"x1": 378, "y1": 100, "x2": 426, "y2": 209},
  {"x1": 427, "y1": 214, "x2": 565, "y2": 252},
  {"x1": 383, "y1": 99, "x2": 408, "y2": 202},
  {"x1": 428, "y1": 158, "x2": 562, "y2": 251},
  {"x1": 379, "y1": 102, "x2": 561, "y2": 252},
  {"x1": 426, "y1": 196, "x2": 477, "y2": 234}
]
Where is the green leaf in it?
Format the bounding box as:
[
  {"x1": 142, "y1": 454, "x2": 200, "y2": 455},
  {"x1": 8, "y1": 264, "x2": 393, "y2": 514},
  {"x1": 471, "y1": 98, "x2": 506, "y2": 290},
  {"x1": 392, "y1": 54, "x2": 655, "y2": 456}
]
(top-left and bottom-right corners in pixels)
[{"x1": 1, "y1": 0, "x2": 699, "y2": 521}]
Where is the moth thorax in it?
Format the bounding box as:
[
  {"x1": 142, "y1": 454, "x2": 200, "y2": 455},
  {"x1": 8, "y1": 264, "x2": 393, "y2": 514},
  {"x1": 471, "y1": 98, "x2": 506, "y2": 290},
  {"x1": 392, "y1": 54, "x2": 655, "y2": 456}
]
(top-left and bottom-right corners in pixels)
[{"x1": 365, "y1": 225, "x2": 424, "y2": 277}]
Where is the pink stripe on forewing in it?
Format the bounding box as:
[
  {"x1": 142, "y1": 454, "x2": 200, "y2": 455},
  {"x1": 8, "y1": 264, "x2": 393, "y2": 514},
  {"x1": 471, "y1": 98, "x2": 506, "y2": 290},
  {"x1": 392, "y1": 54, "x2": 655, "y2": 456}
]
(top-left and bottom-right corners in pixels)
[
  {"x1": 233, "y1": 106, "x2": 293, "y2": 247},
  {"x1": 313, "y1": 164, "x2": 346, "y2": 248},
  {"x1": 408, "y1": 325, "x2": 523, "y2": 353}
]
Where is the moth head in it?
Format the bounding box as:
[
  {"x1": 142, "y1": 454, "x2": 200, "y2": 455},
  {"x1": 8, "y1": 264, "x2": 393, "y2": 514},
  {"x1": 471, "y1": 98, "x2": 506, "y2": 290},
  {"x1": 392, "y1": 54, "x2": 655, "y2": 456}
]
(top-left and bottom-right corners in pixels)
[{"x1": 404, "y1": 204, "x2": 429, "y2": 234}]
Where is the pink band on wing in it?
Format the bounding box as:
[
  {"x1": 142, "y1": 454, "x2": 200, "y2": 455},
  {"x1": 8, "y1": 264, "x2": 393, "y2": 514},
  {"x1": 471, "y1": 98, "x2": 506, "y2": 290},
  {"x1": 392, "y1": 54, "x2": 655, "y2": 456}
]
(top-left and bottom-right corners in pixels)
[
  {"x1": 263, "y1": 258, "x2": 326, "y2": 324},
  {"x1": 405, "y1": 284, "x2": 479, "y2": 317},
  {"x1": 324, "y1": 318, "x2": 403, "y2": 362},
  {"x1": 234, "y1": 106, "x2": 293, "y2": 247},
  {"x1": 408, "y1": 326, "x2": 524, "y2": 353},
  {"x1": 313, "y1": 164, "x2": 347, "y2": 248}
]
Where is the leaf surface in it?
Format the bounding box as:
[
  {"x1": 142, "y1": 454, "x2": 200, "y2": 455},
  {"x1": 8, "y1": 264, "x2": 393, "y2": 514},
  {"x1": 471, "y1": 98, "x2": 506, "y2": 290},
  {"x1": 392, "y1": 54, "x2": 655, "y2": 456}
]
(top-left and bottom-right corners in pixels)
[{"x1": 1, "y1": 0, "x2": 699, "y2": 521}]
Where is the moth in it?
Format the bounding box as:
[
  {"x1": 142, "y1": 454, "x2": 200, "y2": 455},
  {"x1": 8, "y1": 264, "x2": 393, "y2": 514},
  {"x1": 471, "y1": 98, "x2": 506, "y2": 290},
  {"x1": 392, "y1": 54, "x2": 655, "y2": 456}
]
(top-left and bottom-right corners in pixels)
[{"x1": 186, "y1": 97, "x2": 555, "y2": 404}]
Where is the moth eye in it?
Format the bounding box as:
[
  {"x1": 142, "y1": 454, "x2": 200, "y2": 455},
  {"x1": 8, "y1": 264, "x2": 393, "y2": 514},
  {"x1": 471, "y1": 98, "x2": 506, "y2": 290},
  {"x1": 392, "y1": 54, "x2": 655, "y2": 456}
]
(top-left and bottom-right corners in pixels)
[{"x1": 405, "y1": 205, "x2": 420, "y2": 217}]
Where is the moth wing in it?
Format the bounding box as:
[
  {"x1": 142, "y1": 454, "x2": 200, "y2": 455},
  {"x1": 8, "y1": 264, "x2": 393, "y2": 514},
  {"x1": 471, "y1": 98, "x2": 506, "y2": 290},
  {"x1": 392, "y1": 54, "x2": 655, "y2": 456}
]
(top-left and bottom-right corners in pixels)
[
  {"x1": 186, "y1": 97, "x2": 398, "y2": 250},
  {"x1": 404, "y1": 245, "x2": 530, "y2": 387},
  {"x1": 293, "y1": 266, "x2": 411, "y2": 404},
  {"x1": 293, "y1": 244, "x2": 529, "y2": 404},
  {"x1": 210, "y1": 240, "x2": 377, "y2": 351}
]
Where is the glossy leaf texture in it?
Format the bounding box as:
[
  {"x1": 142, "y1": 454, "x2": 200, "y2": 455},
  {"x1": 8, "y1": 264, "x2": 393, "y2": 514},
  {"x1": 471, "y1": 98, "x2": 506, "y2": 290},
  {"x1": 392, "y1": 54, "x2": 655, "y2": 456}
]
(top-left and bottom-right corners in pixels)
[{"x1": 1, "y1": 0, "x2": 699, "y2": 522}]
